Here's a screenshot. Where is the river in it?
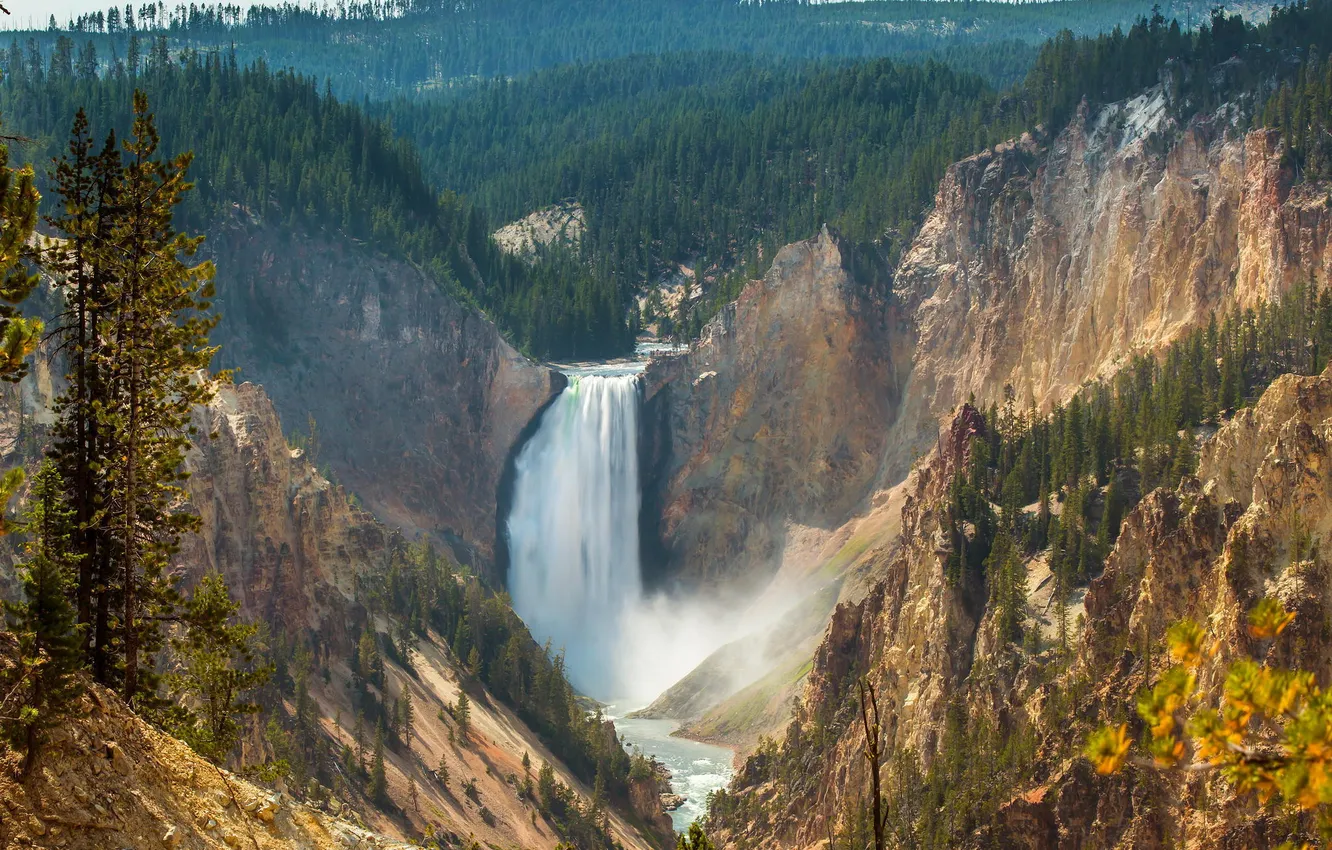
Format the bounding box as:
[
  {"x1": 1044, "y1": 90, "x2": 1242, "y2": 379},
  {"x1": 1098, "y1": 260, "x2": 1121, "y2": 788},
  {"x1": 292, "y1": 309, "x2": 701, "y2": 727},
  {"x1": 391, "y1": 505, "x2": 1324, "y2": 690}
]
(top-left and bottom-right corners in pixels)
[{"x1": 609, "y1": 712, "x2": 735, "y2": 833}]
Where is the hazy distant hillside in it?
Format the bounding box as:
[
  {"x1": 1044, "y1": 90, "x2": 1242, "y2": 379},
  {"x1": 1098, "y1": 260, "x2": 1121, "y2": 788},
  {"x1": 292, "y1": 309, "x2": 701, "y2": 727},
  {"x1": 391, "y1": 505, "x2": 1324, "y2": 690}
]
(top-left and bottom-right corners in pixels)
[{"x1": 15, "y1": 0, "x2": 1249, "y2": 99}]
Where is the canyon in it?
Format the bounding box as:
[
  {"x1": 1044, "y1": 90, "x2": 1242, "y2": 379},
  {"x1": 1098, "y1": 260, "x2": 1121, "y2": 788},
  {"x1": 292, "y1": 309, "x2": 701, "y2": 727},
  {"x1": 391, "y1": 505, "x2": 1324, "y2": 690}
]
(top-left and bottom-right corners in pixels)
[
  {"x1": 8, "y1": 35, "x2": 1332, "y2": 850},
  {"x1": 173, "y1": 79, "x2": 1332, "y2": 847}
]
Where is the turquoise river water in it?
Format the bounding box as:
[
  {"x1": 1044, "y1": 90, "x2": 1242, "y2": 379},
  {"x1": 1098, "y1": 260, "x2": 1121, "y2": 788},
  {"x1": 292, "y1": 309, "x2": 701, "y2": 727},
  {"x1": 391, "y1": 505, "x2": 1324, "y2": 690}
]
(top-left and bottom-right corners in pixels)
[{"x1": 610, "y1": 712, "x2": 735, "y2": 833}]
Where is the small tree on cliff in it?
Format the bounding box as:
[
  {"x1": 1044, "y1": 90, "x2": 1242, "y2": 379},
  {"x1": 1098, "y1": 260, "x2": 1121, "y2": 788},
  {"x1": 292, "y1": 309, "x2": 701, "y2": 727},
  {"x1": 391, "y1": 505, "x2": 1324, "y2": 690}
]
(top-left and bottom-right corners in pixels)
[
  {"x1": 455, "y1": 690, "x2": 471, "y2": 741},
  {"x1": 167, "y1": 571, "x2": 273, "y2": 764},
  {"x1": 370, "y1": 727, "x2": 388, "y2": 804},
  {"x1": 676, "y1": 823, "x2": 715, "y2": 850},
  {"x1": 857, "y1": 677, "x2": 887, "y2": 850},
  {"x1": 2, "y1": 461, "x2": 84, "y2": 775},
  {"x1": 398, "y1": 686, "x2": 413, "y2": 749}
]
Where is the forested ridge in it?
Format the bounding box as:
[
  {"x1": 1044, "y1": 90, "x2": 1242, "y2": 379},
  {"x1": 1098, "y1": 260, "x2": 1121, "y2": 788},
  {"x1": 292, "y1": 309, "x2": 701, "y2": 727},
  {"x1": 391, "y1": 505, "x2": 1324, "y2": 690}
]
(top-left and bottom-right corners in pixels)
[
  {"x1": 0, "y1": 0, "x2": 1162, "y2": 359},
  {"x1": 0, "y1": 48, "x2": 633, "y2": 358},
  {"x1": 378, "y1": 0, "x2": 1332, "y2": 340},
  {"x1": 385, "y1": 53, "x2": 1021, "y2": 340},
  {"x1": 14, "y1": 2, "x2": 1332, "y2": 360}
]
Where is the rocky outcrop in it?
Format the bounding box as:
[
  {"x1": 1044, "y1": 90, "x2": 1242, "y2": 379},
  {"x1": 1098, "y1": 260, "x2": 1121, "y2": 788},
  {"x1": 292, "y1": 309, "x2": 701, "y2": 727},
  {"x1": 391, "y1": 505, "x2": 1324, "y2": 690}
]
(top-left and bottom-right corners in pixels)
[
  {"x1": 713, "y1": 365, "x2": 1332, "y2": 850},
  {"x1": 181, "y1": 382, "x2": 390, "y2": 649},
  {"x1": 886, "y1": 95, "x2": 1332, "y2": 478},
  {"x1": 641, "y1": 226, "x2": 906, "y2": 587},
  {"x1": 978, "y1": 367, "x2": 1332, "y2": 849},
  {"x1": 628, "y1": 773, "x2": 674, "y2": 840},
  {"x1": 205, "y1": 224, "x2": 563, "y2": 570},
  {"x1": 0, "y1": 678, "x2": 414, "y2": 850},
  {"x1": 493, "y1": 202, "x2": 586, "y2": 260}
]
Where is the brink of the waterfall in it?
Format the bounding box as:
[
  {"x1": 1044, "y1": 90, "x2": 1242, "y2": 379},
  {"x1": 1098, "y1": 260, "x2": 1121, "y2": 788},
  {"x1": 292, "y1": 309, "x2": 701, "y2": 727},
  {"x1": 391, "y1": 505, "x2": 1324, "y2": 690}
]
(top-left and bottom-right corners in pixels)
[{"x1": 506, "y1": 373, "x2": 644, "y2": 698}]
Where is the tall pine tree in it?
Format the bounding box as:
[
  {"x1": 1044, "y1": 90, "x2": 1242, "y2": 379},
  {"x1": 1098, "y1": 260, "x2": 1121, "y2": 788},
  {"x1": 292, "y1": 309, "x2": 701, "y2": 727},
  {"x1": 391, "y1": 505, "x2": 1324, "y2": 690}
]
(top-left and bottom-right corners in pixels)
[
  {"x1": 44, "y1": 108, "x2": 120, "y2": 680},
  {"x1": 45, "y1": 92, "x2": 227, "y2": 706}
]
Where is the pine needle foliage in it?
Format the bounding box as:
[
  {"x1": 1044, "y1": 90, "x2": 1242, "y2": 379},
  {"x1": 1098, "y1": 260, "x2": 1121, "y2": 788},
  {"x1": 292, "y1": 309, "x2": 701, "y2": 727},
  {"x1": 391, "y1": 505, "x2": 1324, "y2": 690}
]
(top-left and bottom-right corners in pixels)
[
  {"x1": 1086, "y1": 599, "x2": 1332, "y2": 847},
  {"x1": 167, "y1": 572, "x2": 274, "y2": 764}
]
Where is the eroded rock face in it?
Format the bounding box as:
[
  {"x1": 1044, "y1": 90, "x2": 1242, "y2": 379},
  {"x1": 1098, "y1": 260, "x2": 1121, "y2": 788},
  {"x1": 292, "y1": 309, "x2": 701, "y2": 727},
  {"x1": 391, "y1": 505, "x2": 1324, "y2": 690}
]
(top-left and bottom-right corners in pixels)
[
  {"x1": 640, "y1": 93, "x2": 1332, "y2": 747},
  {"x1": 887, "y1": 99, "x2": 1332, "y2": 480},
  {"x1": 628, "y1": 774, "x2": 674, "y2": 840},
  {"x1": 707, "y1": 408, "x2": 990, "y2": 847},
  {"x1": 694, "y1": 85, "x2": 1332, "y2": 845},
  {"x1": 180, "y1": 381, "x2": 390, "y2": 651},
  {"x1": 643, "y1": 95, "x2": 1332, "y2": 597},
  {"x1": 981, "y1": 368, "x2": 1332, "y2": 849},
  {"x1": 715, "y1": 367, "x2": 1332, "y2": 850},
  {"x1": 641, "y1": 226, "x2": 906, "y2": 586},
  {"x1": 205, "y1": 225, "x2": 564, "y2": 570}
]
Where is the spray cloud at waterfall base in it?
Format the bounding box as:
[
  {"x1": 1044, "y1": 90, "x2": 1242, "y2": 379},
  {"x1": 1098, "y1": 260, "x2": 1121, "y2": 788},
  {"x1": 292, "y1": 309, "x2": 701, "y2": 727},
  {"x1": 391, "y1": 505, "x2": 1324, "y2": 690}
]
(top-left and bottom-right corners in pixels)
[{"x1": 506, "y1": 371, "x2": 752, "y2": 705}]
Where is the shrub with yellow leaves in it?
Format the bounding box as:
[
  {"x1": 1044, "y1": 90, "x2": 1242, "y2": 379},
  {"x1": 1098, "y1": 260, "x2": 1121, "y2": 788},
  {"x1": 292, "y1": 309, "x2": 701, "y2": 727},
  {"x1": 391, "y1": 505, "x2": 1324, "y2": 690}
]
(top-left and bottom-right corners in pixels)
[{"x1": 1084, "y1": 598, "x2": 1332, "y2": 847}]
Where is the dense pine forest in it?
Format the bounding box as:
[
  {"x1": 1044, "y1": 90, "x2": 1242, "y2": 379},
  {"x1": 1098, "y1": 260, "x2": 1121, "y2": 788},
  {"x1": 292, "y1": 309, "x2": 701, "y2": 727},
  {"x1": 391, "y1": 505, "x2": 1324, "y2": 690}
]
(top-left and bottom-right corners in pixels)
[
  {"x1": 0, "y1": 49, "x2": 633, "y2": 358},
  {"x1": 375, "y1": 0, "x2": 1332, "y2": 339}
]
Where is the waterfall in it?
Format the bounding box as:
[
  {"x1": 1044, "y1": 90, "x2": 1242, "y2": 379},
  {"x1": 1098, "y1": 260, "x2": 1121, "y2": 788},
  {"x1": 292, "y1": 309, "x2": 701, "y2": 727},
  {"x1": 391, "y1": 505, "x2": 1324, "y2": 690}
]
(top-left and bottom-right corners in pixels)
[{"x1": 506, "y1": 374, "x2": 644, "y2": 698}]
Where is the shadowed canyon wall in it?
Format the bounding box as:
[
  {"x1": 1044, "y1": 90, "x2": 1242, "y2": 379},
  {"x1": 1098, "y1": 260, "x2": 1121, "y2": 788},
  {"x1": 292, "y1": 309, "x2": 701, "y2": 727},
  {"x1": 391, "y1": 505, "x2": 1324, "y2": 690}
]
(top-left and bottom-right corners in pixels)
[
  {"x1": 205, "y1": 225, "x2": 564, "y2": 570},
  {"x1": 640, "y1": 226, "x2": 906, "y2": 589}
]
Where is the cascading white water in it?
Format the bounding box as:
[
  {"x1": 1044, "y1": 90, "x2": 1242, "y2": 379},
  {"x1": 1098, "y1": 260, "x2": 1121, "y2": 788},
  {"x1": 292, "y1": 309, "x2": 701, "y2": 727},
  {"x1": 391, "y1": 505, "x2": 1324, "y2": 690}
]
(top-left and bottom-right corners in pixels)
[{"x1": 506, "y1": 374, "x2": 644, "y2": 698}]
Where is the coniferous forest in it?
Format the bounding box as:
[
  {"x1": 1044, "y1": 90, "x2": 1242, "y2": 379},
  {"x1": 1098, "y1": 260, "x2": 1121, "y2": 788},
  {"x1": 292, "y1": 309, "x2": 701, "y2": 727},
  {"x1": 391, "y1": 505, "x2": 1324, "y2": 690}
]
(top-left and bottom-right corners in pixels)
[
  {"x1": 12, "y1": 2, "x2": 1332, "y2": 359},
  {"x1": 22, "y1": 0, "x2": 1208, "y2": 98}
]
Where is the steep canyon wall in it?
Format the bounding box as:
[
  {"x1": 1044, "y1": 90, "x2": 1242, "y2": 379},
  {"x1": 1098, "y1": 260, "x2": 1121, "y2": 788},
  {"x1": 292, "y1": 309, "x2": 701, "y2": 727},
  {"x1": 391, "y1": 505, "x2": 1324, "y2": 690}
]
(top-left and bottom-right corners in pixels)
[
  {"x1": 648, "y1": 94, "x2": 1332, "y2": 592},
  {"x1": 640, "y1": 91, "x2": 1332, "y2": 780},
  {"x1": 205, "y1": 225, "x2": 564, "y2": 571}
]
